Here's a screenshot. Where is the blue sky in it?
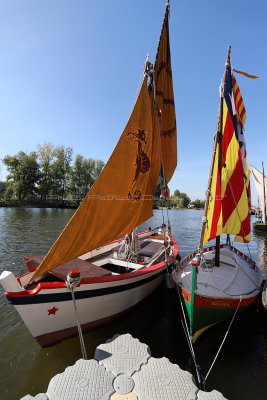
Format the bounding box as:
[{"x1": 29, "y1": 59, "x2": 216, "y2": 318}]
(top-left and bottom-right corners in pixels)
[{"x1": 0, "y1": 0, "x2": 266, "y2": 204}]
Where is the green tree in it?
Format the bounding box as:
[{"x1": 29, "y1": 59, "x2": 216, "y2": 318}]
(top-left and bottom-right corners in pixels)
[
  {"x1": 69, "y1": 156, "x2": 104, "y2": 200},
  {"x1": 2, "y1": 151, "x2": 39, "y2": 202},
  {"x1": 170, "y1": 189, "x2": 181, "y2": 208},
  {"x1": 174, "y1": 189, "x2": 180, "y2": 197},
  {"x1": 192, "y1": 199, "x2": 205, "y2": 209},
  {"x1": 178, "y1": 192, "x2": 191, "y2": 208},
  {"x1": 51, "y1": 146, "x2": 73, "y2": 201},
  {"x1": 37, "y1": 142, "x2": 57, "y2": 200},
  {"x1": 93, "y1": 159, "x2": 105, "y2": 179},
  {"x1": 0, "y1": 181, "x2": 7, "y2": 198}
]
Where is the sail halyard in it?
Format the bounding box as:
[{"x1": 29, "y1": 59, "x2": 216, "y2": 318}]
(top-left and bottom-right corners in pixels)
[{"x1": 200, "y1": 46, "x2": 252, "y2": 254}]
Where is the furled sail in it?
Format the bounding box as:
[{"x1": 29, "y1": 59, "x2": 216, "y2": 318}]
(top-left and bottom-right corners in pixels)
[
  {"x1": 203, "y1": 66, "x2": 251, "y2": 245},
  {"x1": 30, "y1": 78, "x2": 161, "y2": 282},
  {"x1": 153, "y1": 6, "x2": 177, "y2": 183},
  {"x1": 251, "y1": 165, "x2": 267, "y2": 223}
]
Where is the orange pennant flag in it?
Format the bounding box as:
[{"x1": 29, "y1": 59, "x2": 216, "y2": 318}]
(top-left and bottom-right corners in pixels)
[{"x1": 233, "y1": 69, "x2": 259, "y2": 79}]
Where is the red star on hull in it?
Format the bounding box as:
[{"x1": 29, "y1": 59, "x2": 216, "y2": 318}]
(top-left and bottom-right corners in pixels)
[{"x1": 47, "y1": 306, "x2": 59, "y2": 315}]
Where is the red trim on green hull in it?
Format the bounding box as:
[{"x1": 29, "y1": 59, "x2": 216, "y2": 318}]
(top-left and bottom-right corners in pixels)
[{"x1": 181, "y1": 288, "x2": 258, "y2": 336}]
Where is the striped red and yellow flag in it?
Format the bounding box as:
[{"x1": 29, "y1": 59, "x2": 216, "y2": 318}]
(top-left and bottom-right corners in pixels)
[
  {"x1": 232, "y1": 74, "x2": 246, "y2": 129},
  {"x1": 203, "y1": 67, "x2": 251, "y2": 245}
]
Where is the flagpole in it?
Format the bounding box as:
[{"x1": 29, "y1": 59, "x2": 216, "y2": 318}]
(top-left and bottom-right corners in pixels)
[{"x1": 198, "y1": 46, "x2": 231, "y2": 260}]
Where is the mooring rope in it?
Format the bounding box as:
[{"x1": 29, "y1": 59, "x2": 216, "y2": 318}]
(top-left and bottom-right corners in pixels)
[
  {"x1": 66, "y1": 273, "x2": 87, "y2": 360},
  {"x1": 205, "y1": 296, "x2": 242, "y2": 381},
  {"x1": 166, "y1": 266, "x2": 206, "y2": 390}
]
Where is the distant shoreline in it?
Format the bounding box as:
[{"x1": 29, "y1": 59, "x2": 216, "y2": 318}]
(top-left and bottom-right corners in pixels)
[
  {"x1": 0, "y1": 200, "x2": 79, "y2": 209},
  {"x1": 0, "y1": 201, "x2": 204, "y2": 210}
]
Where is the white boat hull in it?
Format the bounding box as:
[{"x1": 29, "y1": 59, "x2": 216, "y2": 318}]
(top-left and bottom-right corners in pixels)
[
  {"x1": 10, "y1": 268, "x2": 164, "y2": 346},
  {"x1": 172, "y1": 244, "x2": 262, "y2": 340},
  {"x1": 1, "y1": 232, "x2": 178, "y2": 346}
]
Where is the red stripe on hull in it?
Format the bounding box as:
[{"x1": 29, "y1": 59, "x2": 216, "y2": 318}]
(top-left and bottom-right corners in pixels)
[{"x1": 181, "y1": 287, "x2": 258, "y2": 308}]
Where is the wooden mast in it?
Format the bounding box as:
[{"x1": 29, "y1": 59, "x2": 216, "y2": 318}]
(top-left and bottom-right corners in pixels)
[{"x1": 198, "y1": 46, "x2": 231, "y2": 266}]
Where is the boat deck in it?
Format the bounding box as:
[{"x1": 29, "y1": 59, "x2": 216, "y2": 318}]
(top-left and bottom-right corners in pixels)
[
  {"x1": 23, "y1": 235, "x2": 165, "y2": 286},
  {"x1": 112, "y1": 240, "x2": 163, "y2": 257},
  {"x1": 24, "y1": 255, "x2": 112, "y2": 280},
  {"x1": 173, "y1": 245, "x2": 262, "y2": 298}
]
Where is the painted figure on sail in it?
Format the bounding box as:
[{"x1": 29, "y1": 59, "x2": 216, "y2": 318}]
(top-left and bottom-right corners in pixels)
[{"x1": 127, "y1": 128, "x2": 151, "y2": 185}]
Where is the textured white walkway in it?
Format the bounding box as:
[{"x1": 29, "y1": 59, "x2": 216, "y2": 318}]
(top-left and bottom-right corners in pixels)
[{"x1": 21, "y1": 333, "x2": 227, "y2": 400}]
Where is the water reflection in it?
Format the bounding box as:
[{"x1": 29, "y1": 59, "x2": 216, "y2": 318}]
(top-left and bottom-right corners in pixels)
[{"x1": 253, "y1": 228, "x2": 267, "y2": 275}]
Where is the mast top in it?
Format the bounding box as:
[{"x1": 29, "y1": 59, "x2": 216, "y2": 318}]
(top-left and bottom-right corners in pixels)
[
  {"x1": 154, "y1": 0, "x2": 170, "y2": 69},
  {"x1": 226, "y1": 45, "x2": 231, "y2": 67}
]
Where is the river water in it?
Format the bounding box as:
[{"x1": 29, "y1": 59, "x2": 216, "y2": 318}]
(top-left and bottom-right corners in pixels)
[{"x1": 0, "y1": 208, "x2": 266, "y2": 399}]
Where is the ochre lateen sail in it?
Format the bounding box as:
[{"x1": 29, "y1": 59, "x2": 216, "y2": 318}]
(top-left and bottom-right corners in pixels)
[
  {"x1": 154, "y1": 9, "x2": 177, "y2": 183},
  {"x1": 203, "y1": 68, "x2": 251, "y2": 245},
  {"x1": 30, "y1": 78, "x2": 161, "y2": 282}
]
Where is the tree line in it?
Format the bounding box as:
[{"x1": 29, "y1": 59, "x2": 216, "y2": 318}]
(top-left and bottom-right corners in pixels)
[
  {"x1": 155, "y1": 189, "x2": 205, "y2": 209},
  {"x1": 0, "y1": 143, "x2": 204, "y2": 209},
  {"x1": 0, "y1": 142, "x2": 104, "y2": 203}
]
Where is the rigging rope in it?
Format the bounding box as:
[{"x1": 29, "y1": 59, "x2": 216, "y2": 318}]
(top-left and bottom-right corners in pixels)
[
  {"x1": 153, "y1": 213, "x2": 161, "y2": 227},
  {"x1": 205, "y1": 296, "x2": 242, "y2": 381},
  {"x1": 129, "y1": 68, "x2": 145, "y2": 117},
  {"x1": 165, "y1": 266, "x2": 206, "y2": 390}
]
